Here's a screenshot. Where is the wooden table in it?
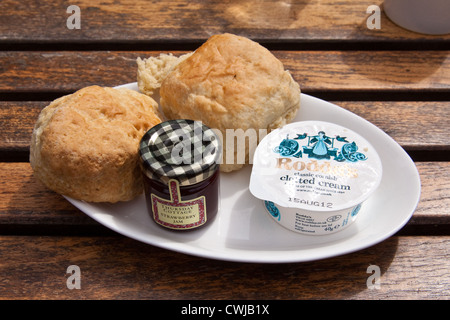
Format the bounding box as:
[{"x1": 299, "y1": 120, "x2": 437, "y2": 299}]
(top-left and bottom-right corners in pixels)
[{"x1": 0, "y1": 0, "x2": 449, "y2": 301}]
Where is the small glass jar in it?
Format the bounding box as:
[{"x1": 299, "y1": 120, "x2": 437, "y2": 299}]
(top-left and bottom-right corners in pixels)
[{"x1": 139, "y1": 119, "x2": 221, "y2": 231}]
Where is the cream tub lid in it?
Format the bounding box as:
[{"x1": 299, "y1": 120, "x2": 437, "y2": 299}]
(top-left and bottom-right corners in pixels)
[{"x1": 249, "y1": 121, "x2": 383, "y2": 212}]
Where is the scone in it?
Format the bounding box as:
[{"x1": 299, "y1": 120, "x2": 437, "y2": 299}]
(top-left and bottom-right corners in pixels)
[
  {"x1": 159, "y1": 33, "x2": 301, "y2": 172},
  {"x1": 137, "y1": 52, "x2": 193, "y2": 96},
  {"x1": 30, "y1": 85, "x2": 162, "y2": 203}
]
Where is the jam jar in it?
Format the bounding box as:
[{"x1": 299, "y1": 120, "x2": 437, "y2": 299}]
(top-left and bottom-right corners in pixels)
[{"x1": 139, "y1": 119, "x2": 221, "y2": 231}]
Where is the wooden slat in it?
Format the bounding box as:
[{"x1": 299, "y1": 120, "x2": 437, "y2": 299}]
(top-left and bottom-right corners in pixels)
[
  {"x1": 1, "y1": 0, "x2": 450, "y2": 43},
  {"x1": 413, "y1": 162, "x2": 450, "y2": 225},
  {"x1": 0, "y1": 101, "x2": 44, "y2": 152},
  {"x1": 1, "y1": 51, "x2": 449, "y2": 93},
  {"x1": 0, "y1": 162, "x2": 91, "y2": 226},
  {"x1": 2, "y1": 101, "x2": 448, "y2": 154},
  {"x1": 0, "y1": 235, "x2": 448, "y2": 299},
  {"x1": 0, "y1": 162, "x2": 448, "y2": 228},
  {"x1": 334, "y1": 101, "x2": 450, "y2": 151}
]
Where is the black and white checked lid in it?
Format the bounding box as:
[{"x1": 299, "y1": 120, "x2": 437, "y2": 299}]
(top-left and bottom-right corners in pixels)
[{"x1": 139, "y1": 119, "x2": 221, "y2": 185}]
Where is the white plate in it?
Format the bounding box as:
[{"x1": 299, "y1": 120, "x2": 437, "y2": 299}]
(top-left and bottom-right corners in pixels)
[{"x1": 64, "y1": 83, "x2": 421, "y2": 263}]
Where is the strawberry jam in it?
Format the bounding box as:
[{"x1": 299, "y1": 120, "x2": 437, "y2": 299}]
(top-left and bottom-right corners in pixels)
[{"x1": 139, "y1": 120, "x2": 221, "y2": 231}]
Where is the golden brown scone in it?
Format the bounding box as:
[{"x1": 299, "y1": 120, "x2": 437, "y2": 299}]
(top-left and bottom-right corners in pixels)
[
  {"x1": 159, "y1": 33, "x2": 301, "y2": 172},
  {"x1": 30, "y1": 85, "x2": 162, "y2": 203}
]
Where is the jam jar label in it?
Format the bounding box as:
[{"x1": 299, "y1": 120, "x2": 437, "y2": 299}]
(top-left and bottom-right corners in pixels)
[{"x1": 151, "y1": 179, "x2": 207, "y2": 229}]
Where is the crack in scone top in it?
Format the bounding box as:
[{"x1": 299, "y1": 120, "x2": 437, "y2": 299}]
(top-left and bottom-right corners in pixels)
[{"x1": 139, "y1": 119, "x2": 221, "y2": 186}]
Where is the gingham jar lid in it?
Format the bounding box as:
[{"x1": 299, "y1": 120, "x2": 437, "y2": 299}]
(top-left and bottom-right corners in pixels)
[{"x1": 139, "y1": 119, "x2": 221, "y2": 186}]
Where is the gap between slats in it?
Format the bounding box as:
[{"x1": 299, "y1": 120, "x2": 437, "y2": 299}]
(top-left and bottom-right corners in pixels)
[
  {"x1": 1, "y1": 90, "x2": 450, "y2": 102},
  {"x1": 2, "y1": 40, "x2": 450, "y2": 52}
]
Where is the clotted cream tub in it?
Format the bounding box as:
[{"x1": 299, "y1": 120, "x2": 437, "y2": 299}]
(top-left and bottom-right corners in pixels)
[{"x1": 249, "y1": 121, "x2": 382, "y2": 235}]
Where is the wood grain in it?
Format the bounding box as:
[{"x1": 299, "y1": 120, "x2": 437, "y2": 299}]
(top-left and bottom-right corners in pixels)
[
  {"x1": 0, "y1": 162, "x2": 448, "y2": 229},
  {"x1": 1, "y1": 51, "x2": 449, "y2": 94},
  {"x1": 1, "y1": 0, "x2": 450, "y2": 43},
  {"x1": 0, "y1": 235, "x2": 448, "y2": 299}
]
